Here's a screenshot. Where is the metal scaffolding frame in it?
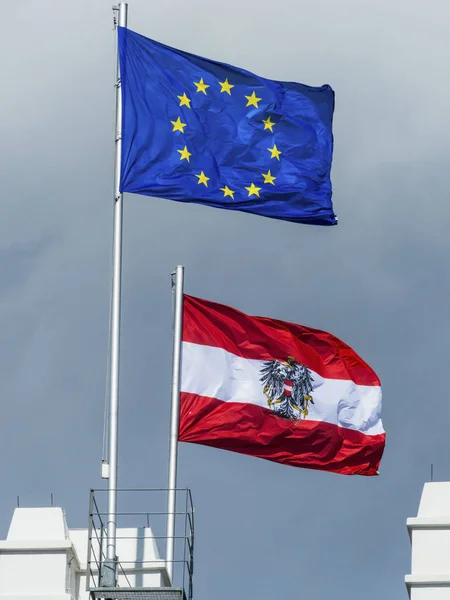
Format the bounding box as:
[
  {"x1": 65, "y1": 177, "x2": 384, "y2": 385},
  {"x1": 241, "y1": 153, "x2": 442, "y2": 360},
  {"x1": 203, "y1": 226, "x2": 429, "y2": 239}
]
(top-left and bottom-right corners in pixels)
[{"x1": 87, "y1": 488, "x2": 194, "y2": 600}]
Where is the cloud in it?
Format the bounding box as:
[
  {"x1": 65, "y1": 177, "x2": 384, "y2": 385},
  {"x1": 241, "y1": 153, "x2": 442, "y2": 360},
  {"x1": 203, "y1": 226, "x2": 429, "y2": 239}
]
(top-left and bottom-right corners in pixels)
[{"x1": 1, "y1": 1, "x2": 449, "y2": 598}]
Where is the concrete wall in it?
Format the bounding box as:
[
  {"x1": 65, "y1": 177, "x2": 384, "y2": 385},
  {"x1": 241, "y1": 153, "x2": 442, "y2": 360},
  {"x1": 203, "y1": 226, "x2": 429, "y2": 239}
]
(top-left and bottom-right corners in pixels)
[
  {"x1": 406, "y1": 482, "x2": 450, "y2": 599},
  {"x1": 0, "y1": 507, "x2": 169, "y2": 600}
]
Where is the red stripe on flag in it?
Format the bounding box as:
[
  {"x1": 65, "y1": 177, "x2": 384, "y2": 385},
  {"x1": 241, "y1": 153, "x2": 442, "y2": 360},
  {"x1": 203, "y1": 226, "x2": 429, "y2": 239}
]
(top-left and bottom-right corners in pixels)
[
  {"x1": 183, "y1": 295, "x2": 380, "y2": 386},
  {"x1": 179, "y1": 393, "x2": 385, "y2": 476}
]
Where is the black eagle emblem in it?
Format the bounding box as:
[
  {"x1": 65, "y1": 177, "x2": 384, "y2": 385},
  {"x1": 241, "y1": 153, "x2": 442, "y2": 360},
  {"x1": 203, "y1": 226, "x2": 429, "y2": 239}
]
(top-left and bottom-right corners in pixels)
[{"x1": 260, "y1": 356, "x2": 314, "y2": 420}]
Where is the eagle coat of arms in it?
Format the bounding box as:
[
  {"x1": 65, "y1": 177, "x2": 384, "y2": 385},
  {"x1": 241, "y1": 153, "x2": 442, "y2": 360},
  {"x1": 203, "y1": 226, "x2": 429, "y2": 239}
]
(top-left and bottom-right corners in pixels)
[{"x1": 260, "y1": 356, "x2": 314, "y2": 421}]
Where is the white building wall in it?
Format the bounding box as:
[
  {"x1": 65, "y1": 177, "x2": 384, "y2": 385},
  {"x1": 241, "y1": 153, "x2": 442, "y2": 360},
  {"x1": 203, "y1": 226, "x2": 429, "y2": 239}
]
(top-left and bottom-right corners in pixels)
[
  {"x1": 411, "y1": 528, "x2": 450, "y2": 575},
  {"x1": 0, "y1": 552, "x2": 68, "y2": 594},
  {"x1": 0, "y1": 507, "x2": 169, "y2": 600},
  {"x1": 406, "y1": 482, "x2": 450, "y2": 599}
]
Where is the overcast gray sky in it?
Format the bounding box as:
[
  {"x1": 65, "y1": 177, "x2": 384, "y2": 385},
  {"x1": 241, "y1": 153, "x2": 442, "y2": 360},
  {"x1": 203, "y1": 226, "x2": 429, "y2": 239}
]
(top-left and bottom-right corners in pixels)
[{"x1": 1, "y1": 0, "x2": 450, "y2": 598}]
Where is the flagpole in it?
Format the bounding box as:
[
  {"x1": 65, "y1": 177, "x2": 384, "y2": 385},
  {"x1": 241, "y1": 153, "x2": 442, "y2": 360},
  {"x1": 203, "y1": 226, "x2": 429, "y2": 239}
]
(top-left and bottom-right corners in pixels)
[
  {"x1": 166, "y1": 265, "x2": 185, "y2": 583},
  {"x1": 103, "y1": 1, "x2": 128, "y2": 587}
]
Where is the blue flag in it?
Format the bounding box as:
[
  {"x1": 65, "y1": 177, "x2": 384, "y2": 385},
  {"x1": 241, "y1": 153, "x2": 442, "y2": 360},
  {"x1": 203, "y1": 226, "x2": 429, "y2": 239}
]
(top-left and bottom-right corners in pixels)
[{"x1": 118, "y1": 27, "x2": 337, "y2": 226}]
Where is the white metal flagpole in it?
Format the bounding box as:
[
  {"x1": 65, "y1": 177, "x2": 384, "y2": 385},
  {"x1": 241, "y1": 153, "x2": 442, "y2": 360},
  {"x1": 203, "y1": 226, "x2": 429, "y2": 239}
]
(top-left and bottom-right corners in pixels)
[
  {"x1": 102, "y1": 1, "x2": 128, "y2": 587},
  {"x1": 166, "y1": 265, "x2": 185, "y2": 583}
]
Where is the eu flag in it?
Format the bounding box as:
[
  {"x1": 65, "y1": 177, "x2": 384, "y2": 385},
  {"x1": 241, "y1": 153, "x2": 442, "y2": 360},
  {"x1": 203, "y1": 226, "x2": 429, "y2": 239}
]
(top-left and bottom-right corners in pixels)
[{"x1": 118, "y1": 27, "x2": 337, "y2": 226}]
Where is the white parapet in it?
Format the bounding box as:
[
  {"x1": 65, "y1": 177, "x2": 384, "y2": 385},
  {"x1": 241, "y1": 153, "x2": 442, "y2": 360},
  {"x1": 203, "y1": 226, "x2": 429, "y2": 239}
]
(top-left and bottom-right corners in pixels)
[
  {"x1": 406, "y1": 482, "x2": 450, "y2": 599},
  {"x1": 0, "y1": 507, "x2": 169, "y2": 600}
]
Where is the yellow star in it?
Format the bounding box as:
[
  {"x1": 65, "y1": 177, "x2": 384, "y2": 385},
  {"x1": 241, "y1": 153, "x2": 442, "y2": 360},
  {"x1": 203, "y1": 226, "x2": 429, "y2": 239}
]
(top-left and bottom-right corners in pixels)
[
  {"x1": 262, "y1": 170, "x2": 276, "y2": 185},
  {"x1": 195, "y1": 171, "x2": 210, "y2": 186},
  {"x1": 220, "y1": 185, "x2": 235, "y2": 199},
  {"x1": 268, "y1": 144, "x2": 282, "y2": 160},
  {"x1": 219, "y1": 78, "x2": 234, "y2": 95},
  {"x1": 245, "y1": 91, "x2": 262, "y2": 108},
  {"x1": 194, "y1": 78, "x2": 209, "y2": 94},
  {"x1": 178, "y1": 146, "x2": 191, "y2": 162},
  {"x1": 262, "y1": 116, "x2": 275, "y2": 132},
  {"x1": 245, "y1": 183, "x2": 261, "y2": 197},
  {"x1": 171, "y1": 116, "x2": 187, "y2": 133},
  {"x1": 177, "y1": 93, "x2": 191, "y2": 108}
]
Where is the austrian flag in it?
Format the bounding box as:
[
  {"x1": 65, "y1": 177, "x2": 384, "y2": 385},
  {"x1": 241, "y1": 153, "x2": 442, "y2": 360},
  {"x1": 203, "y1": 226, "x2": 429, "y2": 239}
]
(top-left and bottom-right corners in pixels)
[{"x1": 179, "y1": 295, "x2": 385, "y2": 476}]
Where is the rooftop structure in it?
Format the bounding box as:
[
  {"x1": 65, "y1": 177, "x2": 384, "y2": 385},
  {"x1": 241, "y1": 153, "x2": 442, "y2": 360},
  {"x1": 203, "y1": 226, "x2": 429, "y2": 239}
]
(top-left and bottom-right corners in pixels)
[
  {"x1": 0, "y1": 489, "x2": 194, "y2": 600},
  {"x1": 406, "y1": 482, "x2": 450, "y2": 599}
]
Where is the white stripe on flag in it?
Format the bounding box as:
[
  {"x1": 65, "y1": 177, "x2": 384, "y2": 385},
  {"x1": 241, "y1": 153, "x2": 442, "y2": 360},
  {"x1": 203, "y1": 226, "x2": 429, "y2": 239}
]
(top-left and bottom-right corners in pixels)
[{"x1": 181, "y1": 341, "x2": 384, "y2": 436}]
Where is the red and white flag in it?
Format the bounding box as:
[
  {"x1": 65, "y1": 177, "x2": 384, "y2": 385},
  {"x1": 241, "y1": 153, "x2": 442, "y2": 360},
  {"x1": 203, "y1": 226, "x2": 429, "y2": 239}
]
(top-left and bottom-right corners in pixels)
[{"x1": 179, "y1": 295, "x2": 385, "y2": 476}]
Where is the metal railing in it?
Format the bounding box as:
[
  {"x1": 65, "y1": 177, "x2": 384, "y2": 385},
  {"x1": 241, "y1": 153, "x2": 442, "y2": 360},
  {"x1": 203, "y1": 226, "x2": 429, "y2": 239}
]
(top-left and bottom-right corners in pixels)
[{"x1": 87, "y1": 489, "x2": 194, "y2": 600}]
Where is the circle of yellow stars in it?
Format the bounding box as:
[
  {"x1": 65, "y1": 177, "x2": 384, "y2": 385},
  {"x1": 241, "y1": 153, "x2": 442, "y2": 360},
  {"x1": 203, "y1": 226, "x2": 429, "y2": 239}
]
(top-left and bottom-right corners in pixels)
[{"x1": 170, "y1": 77, "x2": 282, "y2": 199}]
